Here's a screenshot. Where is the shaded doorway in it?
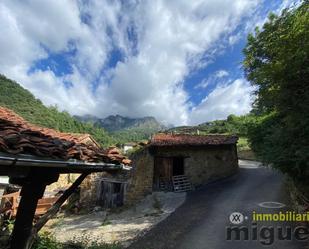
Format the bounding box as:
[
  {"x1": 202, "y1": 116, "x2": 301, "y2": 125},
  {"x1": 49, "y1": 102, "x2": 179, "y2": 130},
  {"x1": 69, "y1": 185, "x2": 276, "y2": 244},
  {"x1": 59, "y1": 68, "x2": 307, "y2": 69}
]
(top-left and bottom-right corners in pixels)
[
  {"x1": 153, "y1": 157, "x2": 184, "y2": 191},
  {"x1": 172, "y1": 157, "x2": 184, "y2": 176}
]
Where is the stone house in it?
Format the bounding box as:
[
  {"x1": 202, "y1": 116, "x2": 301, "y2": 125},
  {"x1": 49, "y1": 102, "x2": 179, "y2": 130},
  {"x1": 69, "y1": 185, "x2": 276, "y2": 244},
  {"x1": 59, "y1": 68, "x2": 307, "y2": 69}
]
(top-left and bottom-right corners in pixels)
[{"x1": 125, "y1": 133, "x2": 239, "y2": 205}]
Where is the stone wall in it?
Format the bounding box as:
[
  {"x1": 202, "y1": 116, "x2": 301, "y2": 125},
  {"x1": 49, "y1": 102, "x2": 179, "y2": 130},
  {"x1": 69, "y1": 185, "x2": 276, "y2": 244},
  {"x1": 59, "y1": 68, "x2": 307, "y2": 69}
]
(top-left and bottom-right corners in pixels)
[
  {"x1": 125, "y1": 148, "x2": 154, "y2": 205},
  {"x1": 45, "y1": 174, "x2": 80, "y2": 194},
  {"x1": 153, "y1": 145, "x2": 238, "y2": 186},
  {"x1": 79, "y1": 173, "x2": 103, "y2": 205}
]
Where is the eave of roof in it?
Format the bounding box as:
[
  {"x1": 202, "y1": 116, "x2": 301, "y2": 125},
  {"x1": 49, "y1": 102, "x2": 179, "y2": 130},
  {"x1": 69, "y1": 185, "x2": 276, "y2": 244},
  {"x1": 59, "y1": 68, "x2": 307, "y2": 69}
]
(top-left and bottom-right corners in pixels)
[{"x1": 0, "y1": 153, "x2": 131, "y2": 176}]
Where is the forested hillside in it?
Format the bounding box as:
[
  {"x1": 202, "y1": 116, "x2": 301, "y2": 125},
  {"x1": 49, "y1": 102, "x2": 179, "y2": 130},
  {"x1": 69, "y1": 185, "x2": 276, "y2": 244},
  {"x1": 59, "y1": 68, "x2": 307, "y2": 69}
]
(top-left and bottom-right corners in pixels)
[
  {"x1": 167, "y1": 114, "x2": 257, "y2": 158},
  {"x1": 0, "y1": 75, "x2": 116, "y2": 147},
  {"x1": 167, "y1": 114, "x2": 256, "y2": 136}
]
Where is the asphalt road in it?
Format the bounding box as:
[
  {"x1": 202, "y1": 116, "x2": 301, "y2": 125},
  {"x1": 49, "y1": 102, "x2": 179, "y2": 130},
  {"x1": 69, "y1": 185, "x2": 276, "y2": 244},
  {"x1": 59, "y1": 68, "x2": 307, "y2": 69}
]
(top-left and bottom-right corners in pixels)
[{"x1": 128, "y1": 160, "x2": 308, "y2": 249}]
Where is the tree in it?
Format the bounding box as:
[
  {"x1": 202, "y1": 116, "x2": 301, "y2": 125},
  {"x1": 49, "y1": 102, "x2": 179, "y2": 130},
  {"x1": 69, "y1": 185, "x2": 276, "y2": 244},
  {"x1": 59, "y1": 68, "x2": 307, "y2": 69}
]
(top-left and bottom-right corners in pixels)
[
  {"x1": 0, "y1": 74, "x2": 117, "y2": 147},
  {"x1": 243, "y1": 1, "x2": 309, "y2": 188}
]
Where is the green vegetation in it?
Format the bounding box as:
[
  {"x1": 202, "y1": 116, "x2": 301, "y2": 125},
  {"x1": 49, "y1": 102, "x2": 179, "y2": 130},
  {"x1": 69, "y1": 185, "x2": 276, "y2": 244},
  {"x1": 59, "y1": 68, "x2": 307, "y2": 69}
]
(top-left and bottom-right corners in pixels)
[
  {"x1": 33, "y1": 232, "x2": 122, "y2": 249},
  {"x1": 0, "y1": 75, "x2": 116, "y2": 147},
  {"x1": 243, "y1": 1, "x2": 309, "y2": 192},
  {"x1": 167, "y1": 113, "x2": 257, "y2": 137},
  {"x1": 237, "y1": 137, "x2": 250, "y2": 152},
  {"x1": 0, "y1": 74, "x2": 163, "y2": 146},
  {"x1": 33, "y1": 232, "x2": 59, "y2": 249},
  {"x1": 110, "y1": 128, "x2": 153, "y2": 145},
  {"x1": 199, "y1": 114, "x2": 258, "y2": 137},
  {"x1": 167, "y1": 114, "x2": 258, "y2": 158}
]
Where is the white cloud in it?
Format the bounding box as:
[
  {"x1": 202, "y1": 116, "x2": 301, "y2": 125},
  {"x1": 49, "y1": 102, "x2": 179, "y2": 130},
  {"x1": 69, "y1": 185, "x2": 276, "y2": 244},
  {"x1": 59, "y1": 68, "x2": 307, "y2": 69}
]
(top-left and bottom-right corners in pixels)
[
  {"x1": 195, "y1": 69, "x2": 229, "y2": 89},
  {"x1": 190, "y1": 79, "x2": 255, "y2": 125},
  {"x1": 228, "y1": 33, "x2": 242, "y2": 46},
  {"x1": 215, "y1": 70, "x2": 229, "y2": 78},
  {"x1": 0, "y1": 0, "x2": 262, "y2": 125}
]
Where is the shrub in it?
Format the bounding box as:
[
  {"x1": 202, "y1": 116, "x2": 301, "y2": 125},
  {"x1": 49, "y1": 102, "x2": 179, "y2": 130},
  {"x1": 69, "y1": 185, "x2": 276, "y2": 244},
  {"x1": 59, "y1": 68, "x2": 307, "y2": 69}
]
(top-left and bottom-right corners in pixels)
[{"x1": 32, "y1": 232, "x2": 122, "y2": 249}]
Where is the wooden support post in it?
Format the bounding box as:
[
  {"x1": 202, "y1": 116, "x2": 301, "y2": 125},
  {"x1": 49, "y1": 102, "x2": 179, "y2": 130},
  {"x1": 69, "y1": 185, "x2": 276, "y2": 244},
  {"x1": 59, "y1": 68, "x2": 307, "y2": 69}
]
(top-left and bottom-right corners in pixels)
[
  {"x1": 28, "y1": 173, "x2": 89, "y2": 248},
  {"x1": 9, "y1": 169, "x2": 59, "y2": 249},
  {"x1": 9, "y1": 181, "x2": 46, "y2": 249}
]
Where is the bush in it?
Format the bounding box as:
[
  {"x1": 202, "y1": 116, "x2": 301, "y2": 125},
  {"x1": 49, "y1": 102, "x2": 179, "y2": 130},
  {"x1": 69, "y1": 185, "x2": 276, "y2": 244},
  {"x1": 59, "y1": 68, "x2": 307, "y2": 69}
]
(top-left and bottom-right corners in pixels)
[
  {"x1": 33, "y1": 232, "x2": 61, "y2": 249},
  {"x1": 32, "y1": 232, "x2": 122, "y2": 249}
]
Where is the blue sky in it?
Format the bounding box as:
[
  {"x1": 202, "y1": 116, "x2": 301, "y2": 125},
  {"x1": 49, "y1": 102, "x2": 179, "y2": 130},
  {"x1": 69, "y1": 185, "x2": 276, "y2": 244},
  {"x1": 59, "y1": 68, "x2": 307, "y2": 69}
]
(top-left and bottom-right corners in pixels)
[{"x1": 0, "y1": 0, "x2": 295, "y2": 125}]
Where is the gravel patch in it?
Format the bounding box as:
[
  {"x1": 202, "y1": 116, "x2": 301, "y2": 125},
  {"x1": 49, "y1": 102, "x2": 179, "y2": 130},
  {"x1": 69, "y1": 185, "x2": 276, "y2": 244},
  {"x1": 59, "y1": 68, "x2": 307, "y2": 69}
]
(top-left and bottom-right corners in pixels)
[{"x1": 47, "y1": 192, "x2": 186, "y2": 247}]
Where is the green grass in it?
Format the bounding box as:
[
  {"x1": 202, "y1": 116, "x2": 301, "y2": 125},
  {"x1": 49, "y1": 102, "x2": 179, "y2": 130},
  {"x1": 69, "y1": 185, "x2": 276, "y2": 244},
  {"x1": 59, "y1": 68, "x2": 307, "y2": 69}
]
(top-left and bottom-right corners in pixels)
[
  {"x1": 33, "y1": 232, "x2": 123, "y2": 249},
  {"x1": 237, "y1": 137, "x2": 250, "y2": 152}
]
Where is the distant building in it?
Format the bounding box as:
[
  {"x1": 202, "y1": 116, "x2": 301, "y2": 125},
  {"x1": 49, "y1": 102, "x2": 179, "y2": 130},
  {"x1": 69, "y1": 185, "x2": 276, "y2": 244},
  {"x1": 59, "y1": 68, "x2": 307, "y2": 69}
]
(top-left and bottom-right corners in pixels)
[{"x1": 122, "y1": 142, "x2": 137, "y2": 153}]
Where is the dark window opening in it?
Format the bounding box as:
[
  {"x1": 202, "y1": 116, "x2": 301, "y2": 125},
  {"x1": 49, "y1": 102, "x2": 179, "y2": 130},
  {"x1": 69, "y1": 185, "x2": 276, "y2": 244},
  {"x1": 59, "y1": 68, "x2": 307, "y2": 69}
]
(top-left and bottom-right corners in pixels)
[{"x1": 173, "y1": 157, "x2": 184, "y2": 176}]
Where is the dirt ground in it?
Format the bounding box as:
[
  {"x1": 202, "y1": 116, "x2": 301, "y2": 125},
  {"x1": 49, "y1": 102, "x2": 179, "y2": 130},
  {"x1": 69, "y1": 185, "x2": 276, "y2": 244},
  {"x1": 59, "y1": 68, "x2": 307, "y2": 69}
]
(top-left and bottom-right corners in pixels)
[{"x1": 46, "y1": 192, "x2": 186, "y2": 248}]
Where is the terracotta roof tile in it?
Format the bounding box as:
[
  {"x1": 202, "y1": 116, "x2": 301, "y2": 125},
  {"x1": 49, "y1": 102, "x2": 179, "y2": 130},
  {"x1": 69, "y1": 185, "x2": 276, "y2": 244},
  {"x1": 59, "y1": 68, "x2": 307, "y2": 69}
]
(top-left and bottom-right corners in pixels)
[
  {"x1": 150, "y1": 133, "x2": 238, "y2": 147},
  {"x1": 0, "y1": 107, "x2": 130, "y2": 165}
]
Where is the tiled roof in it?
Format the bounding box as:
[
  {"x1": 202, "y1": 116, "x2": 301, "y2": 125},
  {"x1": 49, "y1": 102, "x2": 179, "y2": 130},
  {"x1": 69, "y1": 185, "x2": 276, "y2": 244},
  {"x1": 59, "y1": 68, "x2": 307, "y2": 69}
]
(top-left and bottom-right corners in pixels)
[
  {"x1": 150, "y1": 133, "x2": 238, "y2": 147},
  {"x1": 0, "y1": 107, "x2": 130, "y2": 164}
]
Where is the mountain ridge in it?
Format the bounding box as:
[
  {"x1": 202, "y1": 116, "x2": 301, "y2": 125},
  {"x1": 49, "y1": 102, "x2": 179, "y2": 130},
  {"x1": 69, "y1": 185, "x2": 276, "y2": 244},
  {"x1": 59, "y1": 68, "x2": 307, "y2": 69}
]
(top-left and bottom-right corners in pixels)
[{"x1": 75, "y1": 114, "x2": 165, "y2": 133}]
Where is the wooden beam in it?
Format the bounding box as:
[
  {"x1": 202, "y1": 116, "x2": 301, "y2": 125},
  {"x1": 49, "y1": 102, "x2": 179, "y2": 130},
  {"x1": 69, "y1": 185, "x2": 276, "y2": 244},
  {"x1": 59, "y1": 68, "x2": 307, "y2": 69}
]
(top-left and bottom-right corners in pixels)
[
  {"x1": 9, "y1": 181, "x2": 46, "y2": 249},
  {"x1": 8, "y1": 169, "x2": 59, "y2": 249},
  {"x1": 28, "y1": 172, "x2": 89, "y2": 248}
]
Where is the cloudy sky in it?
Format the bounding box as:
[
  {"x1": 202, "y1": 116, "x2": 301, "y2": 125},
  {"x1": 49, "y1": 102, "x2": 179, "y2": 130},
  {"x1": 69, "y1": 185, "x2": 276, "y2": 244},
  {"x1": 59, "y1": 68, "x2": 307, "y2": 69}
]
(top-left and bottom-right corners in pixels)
[{"x1": 0, "y1": 0, "x2": 295, "y2": 125}]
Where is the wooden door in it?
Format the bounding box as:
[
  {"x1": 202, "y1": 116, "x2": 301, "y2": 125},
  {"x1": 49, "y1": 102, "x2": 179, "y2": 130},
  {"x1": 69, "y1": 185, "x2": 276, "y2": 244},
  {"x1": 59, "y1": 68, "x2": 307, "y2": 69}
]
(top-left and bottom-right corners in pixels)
[
  {"x1": 97, "y1": 181, "x2": 126, "y2": 208},
  {"x1": 154, "y1": 157, "x2": 173, "y2": 190}
]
